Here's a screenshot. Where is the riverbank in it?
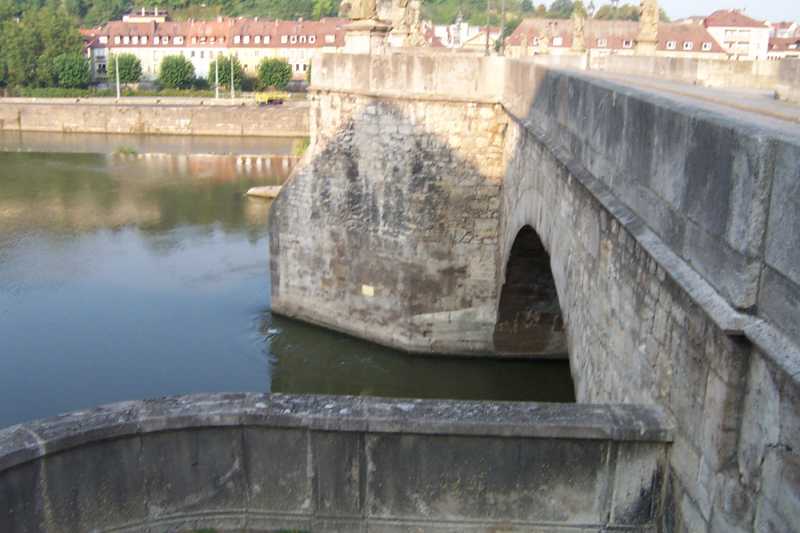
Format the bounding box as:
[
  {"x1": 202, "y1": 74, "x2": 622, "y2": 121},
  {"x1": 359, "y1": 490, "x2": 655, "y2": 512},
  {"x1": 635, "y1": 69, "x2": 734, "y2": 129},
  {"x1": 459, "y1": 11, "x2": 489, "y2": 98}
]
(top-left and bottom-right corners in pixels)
[{"x1": 0, "y1": 97, "x2": 309, "y2": 137}]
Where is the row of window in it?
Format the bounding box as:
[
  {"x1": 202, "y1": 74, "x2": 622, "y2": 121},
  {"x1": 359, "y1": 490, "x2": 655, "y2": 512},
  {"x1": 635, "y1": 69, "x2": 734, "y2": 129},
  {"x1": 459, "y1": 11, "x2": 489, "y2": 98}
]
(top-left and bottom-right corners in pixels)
[
  {"x1": 103, "y1": 33, "x2": 336, "y2": 47},
  {"x1": 529, "y1": 36, "x2": 712, "y2": 51}
]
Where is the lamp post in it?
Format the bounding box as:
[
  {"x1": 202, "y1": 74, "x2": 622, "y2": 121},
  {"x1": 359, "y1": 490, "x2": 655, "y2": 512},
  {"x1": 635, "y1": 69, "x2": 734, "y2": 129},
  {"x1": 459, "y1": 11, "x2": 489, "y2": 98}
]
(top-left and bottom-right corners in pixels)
[
  {"x1": 115, "y1": 54, "x2": 120, "y2": 100},
  {"x1": 215, "y1": 53, "x2": 220, "y2": 99},
  {"x1": 230, "y1": 53, "x2": 235, "y2": 99}
]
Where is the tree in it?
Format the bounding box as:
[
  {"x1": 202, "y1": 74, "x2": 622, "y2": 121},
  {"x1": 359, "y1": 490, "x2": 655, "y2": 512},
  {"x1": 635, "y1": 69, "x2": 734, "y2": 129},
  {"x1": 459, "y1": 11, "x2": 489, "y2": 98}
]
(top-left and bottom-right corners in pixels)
[
  {"x1": 159, "y1": 54, "x2": 195, "y2": 89},
  {"x1": 547, "y1": 0, "x2": 575, "y2": 18},
  {"x1": 256, "y1": 57, "x2": 292, "y2": 90},
  {"x1": 521, "y1": 0, "x2": 533, "y2": 12},
  {"x1": 53, "y1": 53, "x2": 90, "y2": 88},
  {"x1": 208, "y1": 55, "x2": 243, "y2": 90},
  {"x1": 312, "y1": 0, "x2": 336, "y2": 19},
  {"x1": 108, "y1": 53, "x2": 142, "y2": 84}
]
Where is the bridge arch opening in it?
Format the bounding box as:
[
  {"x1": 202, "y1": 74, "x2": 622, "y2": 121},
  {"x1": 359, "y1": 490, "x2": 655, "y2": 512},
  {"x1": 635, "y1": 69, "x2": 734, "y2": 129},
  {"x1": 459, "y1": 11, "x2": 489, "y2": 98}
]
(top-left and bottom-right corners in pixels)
[{"x1": 494, "y1": 225, "x2": 568, "y2": 358}]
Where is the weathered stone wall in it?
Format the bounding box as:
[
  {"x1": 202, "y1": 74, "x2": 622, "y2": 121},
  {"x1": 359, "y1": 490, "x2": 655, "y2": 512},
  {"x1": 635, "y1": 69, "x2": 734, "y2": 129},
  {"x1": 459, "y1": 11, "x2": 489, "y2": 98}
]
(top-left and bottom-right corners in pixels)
[
  {"x1": 0, "y1": 393, "x2": 673, "y2": 532},
  {"x1": 0, "y1": 99, "x2": 309, "y2": 137},
  {"x1": 269, "y1": 78, "x2": 508, "y2": 354},
  {"x1": 589, "y1": 55, "x2": 783, "y2": 90},
  {"x1": 500, "y1": 60, "x2": 800, "y2": 532},
  {"x1": 777, "y1": 58, "x2": 800, "y2": 103}
]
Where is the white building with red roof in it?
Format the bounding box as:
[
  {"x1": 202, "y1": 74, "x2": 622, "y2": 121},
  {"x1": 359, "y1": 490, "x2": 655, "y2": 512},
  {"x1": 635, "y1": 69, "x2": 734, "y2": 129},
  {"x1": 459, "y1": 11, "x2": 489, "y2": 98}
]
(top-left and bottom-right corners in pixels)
[
  {"x1": 505, "y1": 19, "x2": 726, "y2": 60},
  {"x1": 86, "y1": 13, "x2": 347, "y2": 82},
  {"x1": 704, "y1": 9, "x2": 771, "y2": 60}
]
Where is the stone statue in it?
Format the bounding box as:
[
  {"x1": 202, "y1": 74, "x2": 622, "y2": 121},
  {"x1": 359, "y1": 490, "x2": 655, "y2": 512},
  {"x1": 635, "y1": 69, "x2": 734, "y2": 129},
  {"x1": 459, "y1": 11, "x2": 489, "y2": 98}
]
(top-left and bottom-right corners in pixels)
[
  {"x1": 571, "y1": 10, "x2": 586, "y2": 52},
  {"x1": 637, "y1": 0, "x2": 659, "y2": 42},
  {"x1": 341, "y1": 0, "x2": 378, "y2": 20}
]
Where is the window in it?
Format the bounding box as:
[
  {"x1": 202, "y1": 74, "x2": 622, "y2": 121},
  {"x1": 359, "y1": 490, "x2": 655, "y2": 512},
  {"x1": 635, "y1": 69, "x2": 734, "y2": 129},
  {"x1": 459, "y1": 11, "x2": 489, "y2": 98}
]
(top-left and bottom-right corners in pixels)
[
  {"x1": 163, "y1": 36, "x2": 169, "y2": 44},
  {"x1": 302, "y1": 64, "x2": 307, "y2": 71},
  {"x1": 264, "y1": 35, "x2": 270, "y2": 44},
  {"x1": 552, "y1": 36, "x2": 562, "y2": 47},
  {"x1": 114, "y1": 36, "x2": 121, "y2": 44},
  {"x1": 192, "y1": 36, "x2": 197, "y2": 44},
  {"x1": 123, "y1": 36, "x2": 130, "y2": 44},
  {"x1": 532, "y1": 37, "x2": 540, "y2": 46},
  {"x1": 597, "y1": 38, "x2": 607, "y2": 48},
  {"x1": 243, "y1": 35, "x2": 250, "y2": 44},
  {"x1": 683, "y1": 41, "x2": 693, "y2": 50},
  {"x1": 623, "y1": 39, "x2": 633, "y2": 49},
  {"x1": 141, "y1": 36, "x2": 147, "y2": 44},
  {"x1": 210, "y1": 36, "x2": 215, "y2": 43},
  {"x1": 255, "y1": 35, "x2": 261, "y2": 43},
  {"x1": 295, "y1": 63, "x2": 300, "y2": 71},
  {"x1": 324, "y1": 34, "x2": 335, "y2": 44},
  {"x1": 173, "y1": 36, "x2": 182, "y2": 44},
  {"x1": 299, "y1": 35, "x2": 306, "y2": 43},
  {"x1": 234, "y1": 35, "x2": 241, "y2": 44},
  {"x1": 191, "y1": 51, "x2": 195, "y2": 57},
  {"x1": 132, "y1": 36, "x2": 139, "y2": 44},
  {"x1": 666, "y1": 40, "x2": 676, "y2": 50},
  {"x1": 99, "y1": 36, "x2": 108, "y2": 44},
  {"x1": 702, "y1": 42, "x2": 712, "y2": 51},
  {"x1": 281, "y1": 35, "x2": 288, "y2": 44},
  {"x1": 154, "y1": 36, "x2": 160, "y2": 44},
  {"x1": 200, "y1": 36, "x2": 206, "y2": 43},
  {"x1": 309, "y1": 35, "x2": 316, "y2": 44},
  {"x1": 200, "y1": 51, "x2": 204, "y2": 58},
  {"x1": 290, "y1": 35, "x2": 297, "y2": 44}
]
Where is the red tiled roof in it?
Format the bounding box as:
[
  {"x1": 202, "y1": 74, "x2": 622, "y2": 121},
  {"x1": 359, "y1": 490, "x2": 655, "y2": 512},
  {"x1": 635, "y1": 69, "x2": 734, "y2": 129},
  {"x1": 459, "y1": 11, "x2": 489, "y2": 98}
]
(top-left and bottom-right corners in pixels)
[
  {"x1": 96, "y1": 17, "x2": 347, "y2": 49},
  {"x1": 506, "y1": 18, "x2": 725, "y2": 53},
  {"x1": 704, "y1": 10, "x2": 768, "y2": 29},
  {"x1": 769, "y1": 37, "x2": 800, "y2": 51}
]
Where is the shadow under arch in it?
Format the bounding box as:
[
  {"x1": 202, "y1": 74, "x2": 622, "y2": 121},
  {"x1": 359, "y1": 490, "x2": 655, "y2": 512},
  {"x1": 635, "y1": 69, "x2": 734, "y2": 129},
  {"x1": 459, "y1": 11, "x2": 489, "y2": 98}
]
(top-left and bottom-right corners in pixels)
[{"x1": 493, "y1": 225, "x2": 568, "y2": 358}]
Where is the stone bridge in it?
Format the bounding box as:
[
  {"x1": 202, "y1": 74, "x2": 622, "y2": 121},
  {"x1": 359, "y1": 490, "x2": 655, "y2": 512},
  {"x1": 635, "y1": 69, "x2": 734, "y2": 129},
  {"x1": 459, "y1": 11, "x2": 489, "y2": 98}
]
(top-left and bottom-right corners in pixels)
[{"x1": 269, "y1": 53, "x2": 800, "y2": 532}]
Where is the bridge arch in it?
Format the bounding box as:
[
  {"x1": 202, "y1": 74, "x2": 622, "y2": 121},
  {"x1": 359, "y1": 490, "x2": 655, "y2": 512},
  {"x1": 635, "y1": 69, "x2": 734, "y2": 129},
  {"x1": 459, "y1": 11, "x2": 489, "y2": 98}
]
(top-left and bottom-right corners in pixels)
[{"x1": 493, "y1": 225, "x2": 568, "y2": 359}]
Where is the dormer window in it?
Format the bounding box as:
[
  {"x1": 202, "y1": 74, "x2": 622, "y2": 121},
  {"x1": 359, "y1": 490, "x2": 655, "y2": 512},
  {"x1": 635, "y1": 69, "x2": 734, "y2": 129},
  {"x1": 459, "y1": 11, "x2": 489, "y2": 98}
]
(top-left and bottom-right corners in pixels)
[
  {"x1": 210, "y1": 36, "x2": 215, "y2": 43},
  {"x1": 683, "y1": 41, "x2": 693, "y2": 50},
  {"x1": 299, "y1": 35, "x2": 306, "y2": 43},
  {"x1": 199, "y1": 36, "x2": 206, "y2": 43},
  {"x1": 309, "y1": 35, "x2": 316, "y2": 44},
  {"x1": 243, "y1": 35, "x2": 250, "y2": 44},
  {"x1": 141, "y1": 36, "x2": 147, "y2": 44},
  {"x1": 114, "y1": 36, "x2": 121, "y2": 44},
  {"x1": 191, "y1": 36, "x2": 197, "y2": 44},
  {"x1": 281, "y1": 35, "x2": 288, "y2": 44},
  {"x1": 290, "y1": 35, "x2": 297, "y2": 44},
  {"x1": 123, "y1": 36, "x2": 130, "y2": 44},
  {"x1": 154, "y1": 36, "x2": 160, "y2": 44},
  {"x1": 597, "y1": 38, "x2": 607, "y2": 48},
  {"x1": 234, "y1": 35, "x2": 241, "y2": 44},
  {"x1": 255, "y1": 35, "x2": 261, "y2": 43},
  {"x1": 666, "y1": 40, "x2": 676, "y2": 50},
  {"x1": 132, "y1": 36, "x2": 139, "y2": 44},
  {"x1": 324, "y1": 34, "x2": 335, "y2": 44},
  {"x1": 552, "y1": 36, "x2": 563, "y2": 47},
  {"x1": 702, "y1": 42, "x2": 712, "y2": 51},
  {"x1": 99, "y1": 36, "x2": 108, "y2": 44},
  {"x1": 264, "y1": 35, "x2": 270, "y2": 43},
  {"x1": 532, "y1": 37, "x2": 540, "y2": 46},
  {"x1": 164, "y1": 36, "x2": 172, "y2": 44},
  {"x1": 622, "y1": 39, "x2": 633, "y2": 49}
]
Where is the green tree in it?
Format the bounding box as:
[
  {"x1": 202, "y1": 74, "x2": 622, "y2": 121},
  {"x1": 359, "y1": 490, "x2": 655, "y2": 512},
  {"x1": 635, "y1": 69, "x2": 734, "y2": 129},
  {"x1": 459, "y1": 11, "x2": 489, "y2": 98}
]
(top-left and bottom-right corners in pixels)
[
  {"x1": 208, "y1": 55, "x2": 243, "y2": 90},
  {"x1": 53, "y1": 53, "x2": 90, "y2": 88},
  {"x1": 256, "y1": 57, "x2": 292, "y2": 90},
  {"x1": 108, "y1": 53, "x2": 142, "y2": 84},
  {"x1": 547, "y1": 0, "x2": 574, "y2": 18},
  {"x1": 159, "y1": 54, "x2": 195, "y2": 89},
  {"x1": 521, "y1": 0, "x2": 533, "y2": 11},
  {"x1": 312, "y1": 0, "x2": 336, "y2": 19}
]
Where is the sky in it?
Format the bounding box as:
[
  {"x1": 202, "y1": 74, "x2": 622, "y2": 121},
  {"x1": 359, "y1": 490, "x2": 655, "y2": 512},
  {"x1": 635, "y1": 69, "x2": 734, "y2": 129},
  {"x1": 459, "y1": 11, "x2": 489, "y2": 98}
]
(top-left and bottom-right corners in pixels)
[{"x1": 652, "y1": 1, "x2": 798, "y2": 23}]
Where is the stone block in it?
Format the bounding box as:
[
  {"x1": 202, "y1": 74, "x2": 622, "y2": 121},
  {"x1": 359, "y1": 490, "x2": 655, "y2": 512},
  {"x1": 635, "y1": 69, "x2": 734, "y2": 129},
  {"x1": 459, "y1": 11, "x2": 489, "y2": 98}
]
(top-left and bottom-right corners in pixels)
[
  {"x1": 312, "y1": 431, "x2": 363, "y2": 518},
  {"x1": 610, "y1": 442, "x2": 665, "y2": 526}
]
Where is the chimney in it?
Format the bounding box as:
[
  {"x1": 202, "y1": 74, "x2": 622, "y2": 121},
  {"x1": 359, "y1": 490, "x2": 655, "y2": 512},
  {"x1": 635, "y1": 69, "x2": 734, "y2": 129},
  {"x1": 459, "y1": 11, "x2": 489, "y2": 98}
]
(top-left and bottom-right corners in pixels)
[
  {"x1": 141, "y1": 7, "x2": 145, "y2": 16},
  {"x1": 154, "y1": 6, "x2": 158, "y2": 16}
]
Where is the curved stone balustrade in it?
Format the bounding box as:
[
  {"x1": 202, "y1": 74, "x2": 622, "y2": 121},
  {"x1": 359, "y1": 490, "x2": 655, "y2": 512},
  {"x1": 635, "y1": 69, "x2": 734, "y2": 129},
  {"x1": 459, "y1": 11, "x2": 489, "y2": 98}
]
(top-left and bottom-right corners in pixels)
[{"x1": 0, "y1": 393, "x2": 672, "y2": 532}]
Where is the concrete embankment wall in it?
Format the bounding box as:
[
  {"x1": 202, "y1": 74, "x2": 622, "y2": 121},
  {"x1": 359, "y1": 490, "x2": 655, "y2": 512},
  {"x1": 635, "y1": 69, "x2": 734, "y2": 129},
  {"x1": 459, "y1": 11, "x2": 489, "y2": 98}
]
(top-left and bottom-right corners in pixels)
[
  {"x1": 0, "y1": 393, "x2": 672, "y2": 532},
  {"x1": 0, "y1": 98, "x2": 309, "y2": 137},
  {"x1": 777, "y1": 58, "x2": 800, "y2": 103}
]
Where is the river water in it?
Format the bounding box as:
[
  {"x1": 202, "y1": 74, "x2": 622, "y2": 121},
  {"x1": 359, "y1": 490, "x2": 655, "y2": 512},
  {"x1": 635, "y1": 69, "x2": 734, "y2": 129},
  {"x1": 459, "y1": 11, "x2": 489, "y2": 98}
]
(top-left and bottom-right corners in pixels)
[{"x1": 0, "y1": 132, "x2": 574, "y2": 428}]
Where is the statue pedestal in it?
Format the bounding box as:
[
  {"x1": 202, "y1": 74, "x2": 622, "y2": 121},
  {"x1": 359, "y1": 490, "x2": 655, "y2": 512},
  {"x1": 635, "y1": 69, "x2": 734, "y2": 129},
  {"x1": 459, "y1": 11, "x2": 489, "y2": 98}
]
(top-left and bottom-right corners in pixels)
[
  {"x1": 344, "y1": 20, "x2": 391, "y2": 54},
  {"x1": 635, "y1": 39, "x2": 658, "y2": 55}
]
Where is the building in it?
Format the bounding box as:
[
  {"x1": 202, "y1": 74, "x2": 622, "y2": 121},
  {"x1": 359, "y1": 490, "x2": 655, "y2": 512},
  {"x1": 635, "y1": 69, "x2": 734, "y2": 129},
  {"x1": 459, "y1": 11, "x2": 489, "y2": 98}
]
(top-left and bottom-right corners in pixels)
[
  {"x1": 771, "y1": 21, "x2": 799, "y2": 39},
  {"x1": 767, "y1": 37, "x2": 800, "y2": 60},
  {"x1": 431, "y1": 18, "x2": 499, "y2": 50},
  {"x1": 704, "y1": 9, "x2": 771, "y2": 60},
  {"x1": 86, "y1": 11, "x2": 347, "y2": 82},
  {"x1": 505, "y1": 19, "x2": 727, "y2": 60}
]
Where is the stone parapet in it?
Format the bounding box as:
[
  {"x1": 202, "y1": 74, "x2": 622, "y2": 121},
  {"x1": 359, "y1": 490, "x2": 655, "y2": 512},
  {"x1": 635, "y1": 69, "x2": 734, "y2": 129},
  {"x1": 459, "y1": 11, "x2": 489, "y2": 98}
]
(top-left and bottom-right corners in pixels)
[{"x1": 0, "y1": 393, "x2": 672, "y2": 532}]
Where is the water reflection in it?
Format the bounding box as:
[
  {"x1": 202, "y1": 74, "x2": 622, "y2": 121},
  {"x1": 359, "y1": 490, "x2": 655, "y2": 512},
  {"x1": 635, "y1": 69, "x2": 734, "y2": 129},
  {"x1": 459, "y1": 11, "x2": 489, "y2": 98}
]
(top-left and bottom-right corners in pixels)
[{"x1": 0, "y1": 142, "x2": 573, "y2": 429}]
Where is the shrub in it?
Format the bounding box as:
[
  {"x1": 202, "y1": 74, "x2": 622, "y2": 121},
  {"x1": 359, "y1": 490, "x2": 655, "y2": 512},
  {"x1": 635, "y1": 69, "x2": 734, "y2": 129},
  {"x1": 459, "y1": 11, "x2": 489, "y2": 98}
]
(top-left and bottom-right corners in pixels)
[
  {"x1": 108, "y1": 53, "x2": 142, "y2": 84},
  {"x1": 256, "y1": 58, "x2": 292, "y2": 90},
  {"x1": 52, "y1": 53, "x2": 91, "y2": 88},
  {"x1": 158, "y1": 55, "x2": 195, "y2": 89}
]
